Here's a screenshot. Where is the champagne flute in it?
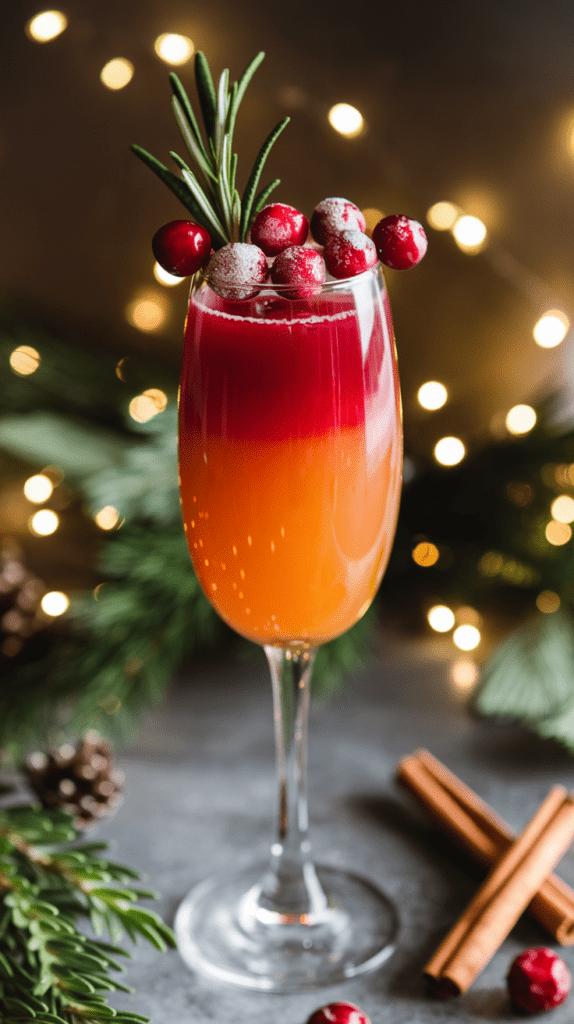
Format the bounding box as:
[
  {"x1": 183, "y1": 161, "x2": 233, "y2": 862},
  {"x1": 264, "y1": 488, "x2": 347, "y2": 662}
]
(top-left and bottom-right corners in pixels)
[{"x1": 174, "y1": 262, "x2": 402, "y2": 991}]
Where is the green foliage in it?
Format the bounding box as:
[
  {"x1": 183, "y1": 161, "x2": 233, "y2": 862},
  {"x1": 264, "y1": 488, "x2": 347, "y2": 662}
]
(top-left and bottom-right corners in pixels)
[
  {"x1": 475, "y1": 610, "x2": 574, "y2": 752},
  {"x1": 132, "y1": 51, "x2": 287, "y2": 246},
  {"x1": 0, "y1": 802, "x2": 174, "y2": 1024}
]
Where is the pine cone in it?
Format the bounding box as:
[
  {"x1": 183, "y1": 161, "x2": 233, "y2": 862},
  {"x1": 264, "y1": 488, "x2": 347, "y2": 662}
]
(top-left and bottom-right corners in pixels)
[
  {"x1": 23, "y1": 731, "x2": 124, "y2": 828},
  {"x1": 0, "y1": 538, "x2": 47, "y2": 659}
]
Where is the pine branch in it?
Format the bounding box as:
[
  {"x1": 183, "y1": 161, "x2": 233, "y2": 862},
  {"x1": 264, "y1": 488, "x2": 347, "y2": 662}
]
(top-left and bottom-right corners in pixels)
[
  {"x1": 132, "y1": 51, "x2": 289, "y2": 248},
  {"x1": 0, "y1": 803, "x2": 175, "y2": 1024}
]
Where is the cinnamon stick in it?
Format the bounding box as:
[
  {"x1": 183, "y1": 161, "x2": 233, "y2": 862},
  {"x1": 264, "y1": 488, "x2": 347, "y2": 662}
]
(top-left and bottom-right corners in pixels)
[
  {"x1": 423, "y1": 786, "x2": 574, "y2": 995},
  {"x1": 397, "y1": 749, "x2": 574, "y2": 944}
]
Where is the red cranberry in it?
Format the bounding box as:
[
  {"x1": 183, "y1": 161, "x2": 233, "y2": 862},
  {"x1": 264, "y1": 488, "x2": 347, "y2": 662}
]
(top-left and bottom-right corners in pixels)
[
  {"x1": 324, "y1": 229, "x2": 378, "y2": 279},
  {"x1": 250, "y1": 203, "x2": 309, "y2": 256},
  {"x1": 507, "y1": 947, "x2": 571, "y2": 1013},
  {"x1": 307, "y1": 1002, "x2": 371, "y2": 1024},
  {"x1": 206, "y1": 243, "x2": 267, "y2": 300},
  {"x1": 152, "y1": 220, "x2": 211, "y2": 277},
  {"x1": 310, "y1": 197, "x2": 366, "y2": 245},
  {"x1": 270, "y1": 245, "x2": 326, "y2": 299},
  {"x1": 372, "y1": 214, "x2": 427, "y2": 270}
]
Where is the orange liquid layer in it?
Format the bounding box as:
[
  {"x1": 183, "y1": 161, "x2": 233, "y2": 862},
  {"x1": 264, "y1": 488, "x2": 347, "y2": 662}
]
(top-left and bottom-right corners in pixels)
[{"x1": 179, "y1": 423, "x2": 401, "y2": 646}]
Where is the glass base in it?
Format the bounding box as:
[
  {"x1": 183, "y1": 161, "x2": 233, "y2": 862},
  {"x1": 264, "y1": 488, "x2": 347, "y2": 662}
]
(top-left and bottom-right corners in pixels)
[{"x1": 174, "y1": 860, "x2": 398, "y2": 992}]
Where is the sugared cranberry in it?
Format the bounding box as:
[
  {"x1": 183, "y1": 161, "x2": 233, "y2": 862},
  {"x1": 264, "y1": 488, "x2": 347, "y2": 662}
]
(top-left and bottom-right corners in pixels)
[
  {"x1": 250, "y1": 203, "x2": 309, "y2": 256},
  {"x1": 507, "y1": 947, "x2": 571, "y2": 1013},
  {"x1": 324, "y1": 229, "x2": 378, "y2": 279},
  {"x1": 307, "y1": 1002, "x2": 371, "y2": 1024},
  {"x1": 372, "y1": 214, "x2": 427, "y2": 270},
  {"x1": 270, "y1": 245, "x2": 326, "y2": 299},
  {"x1": 152, "y1": 220, "x2": 211, "y2": 277},
  {"x1": 206, "y1": 243, "x2": 267, "y2": 300},
  {"x1": 310, "y1": 197, "x2": 366, "y2": 245}
]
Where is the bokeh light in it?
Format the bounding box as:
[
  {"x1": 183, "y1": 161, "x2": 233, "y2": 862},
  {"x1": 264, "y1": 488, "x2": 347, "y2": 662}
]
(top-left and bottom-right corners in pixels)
[
  {"x1": 505, "y1": 404, "x2": 536, "y2": 435},
  {"x1": 154, "y1": 33, "x2": 194, "y2": 65},
  {"x1": 450, "y1": 659, "x2": 479, "y2": 689},
  {"x1": 95, "y1": 506, "x2": 120, "y2": 530},
  {"x1": 100, "y1": 58, "x2": 134, "y2": 90},
  {"x1": 418, "y1": 381, "x2": 448, "y2": 410},
  {"x1": 126, "y1": 293, "x2": 168, "y2": 332},
  {"x1": 434, "y1": 436, "x2": 465, "y2": 466},
  {"x1": 551, "y1": 495, "x2": 574, "y2": 524},
  {"x1": 452, "y1": 215, "x2": 488, "y2": 253},
  {"x1": 129, "y1": 388, "x2": 168, "y2": 423},
  {"x1": 427, "y1": 202, "x2": 459, "y2": 230},
  {"x1": 23, "y1": 474, "x2": 54, "y2": 503},
  {"x1": 10, "y1": 345, "x2": 41, "y2": 375},
  {"x1": 26, "y1": 10, "x2": 67, "y2": 42},
  {"x1": 154, "y1": 261, "x2": 185, "y2": 286},
  {"x1": 536, "y1": 590, "x2": 561, "y2": 614},
  {"x1": 412, "y1": 541, "x2": 439, "y2": 567},
  {"x1": 41, "y1": 591, "x2": 69, "y2": 616},
  {"x1": 545, "y1": 520, "x2": 572, "y2": 546},
  {"x1": 427, "y1": 605, "x2": 455, "y2": 632},
  {"x1": 29, "y1": 509, "x2": 59, "y2": 536},
  {"x1": 453, "y1": 624, "x2": 481, "y2": 651},
  {"x1": 533, "y1": 310, "x2": 570, "y2": 348},
  {"x1": 328, "y1": 103, "x2": 364, "y2": 138},
  {"x1": 361, "y1": 208, "x2": 385, "y2": 236}
]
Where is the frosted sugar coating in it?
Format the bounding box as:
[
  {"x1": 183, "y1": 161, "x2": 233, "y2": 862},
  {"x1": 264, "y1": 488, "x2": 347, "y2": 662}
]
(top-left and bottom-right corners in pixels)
[{"x1": 206, "y1": 242, "x2": 267, "y2": 300}]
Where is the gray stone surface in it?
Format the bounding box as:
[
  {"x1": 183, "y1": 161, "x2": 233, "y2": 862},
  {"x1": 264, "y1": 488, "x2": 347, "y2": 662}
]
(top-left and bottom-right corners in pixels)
[{"x1": 102, "y1": 631, "x2": 574, "y2": 1023}]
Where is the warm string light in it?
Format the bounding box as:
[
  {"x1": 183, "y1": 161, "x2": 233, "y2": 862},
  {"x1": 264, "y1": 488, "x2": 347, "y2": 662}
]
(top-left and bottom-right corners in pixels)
[
  {"x1": 23, "y1": 474, "x2": 54, "y2": 503},
  {"x1": 26, "y1": 10, "x2": 67, "y2": 42},
  {"x1": 154, "y1": 262, "x2": 185, "y2": 286},
  {"x1": 536, "y1": 590, "x2": 561, "y2": 614},
  {"x1": 412, "y1": 541, "x2": 439, "y2": 567},
  {"x1": 100, "y1": 58, "x2": 134, "y2": 90},
  {"x1": 153, "y1": 33, "x2": 194, "y2": 65},
  {"x1": 452, "y1": 215, "x2": 488, "y2": 253},
  {"x1": 426, "y1": 202, "x2": 459, "y2": 231},
  {"x1": 29, "y1": 509, "x2": 59, "y2": 536},
  {"x1": 328, "y1": 103, "x2": 364, "y2": 138},
  {"x1": 129, "y1": 388, "x2": 168, "y2": 423},
  {"x1": 505, "y1": 404, "x2": 536, "y2": 435},
  {"x1": 10, "y1": 345, "x2": 40, "y2": 375},
  {"x1": 41, "y1": 591, "x2": 69, "y2": 616},
  {"x1": 428, "y1": 605, "x2": 455, "y2": 632},
  {"x1": 453, "y1": 624, "x2": 481, "y2": 651},
  {"x1": 450, "y1": 659, "x2": 479, "y2": 690},
  {"x1": 95, "y1": 506, "x2": 120, "y2": 530},
  {"x1": 125, "y1": 291, "x2": 169, "y2": 331},
  {"x1": 533, "y1": 310, "x2": 570, "y2": 348},
  {"x1": 434, "y1": 436, "x2": 465, "y2": 466},
  {"x1": 418, "y1": 381, "x2": 447, "y2": 411},
  {"x1": 545, "y1": 520, "x2": 572, "y2": 546}
]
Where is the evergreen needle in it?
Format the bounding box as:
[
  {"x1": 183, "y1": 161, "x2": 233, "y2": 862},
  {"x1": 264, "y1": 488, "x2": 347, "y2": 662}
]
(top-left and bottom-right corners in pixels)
[
  {"x1": 0, "y1": 803, "x2": 174, "y2": 1023},
  {"x1": 132, "y1": 50, "x2": 289, "y2": 249}
]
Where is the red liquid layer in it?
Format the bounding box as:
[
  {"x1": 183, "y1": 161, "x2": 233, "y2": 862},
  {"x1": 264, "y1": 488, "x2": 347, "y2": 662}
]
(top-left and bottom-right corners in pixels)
[{"x1": 179, "y1": 276, "x2": 402, "y2": 645}]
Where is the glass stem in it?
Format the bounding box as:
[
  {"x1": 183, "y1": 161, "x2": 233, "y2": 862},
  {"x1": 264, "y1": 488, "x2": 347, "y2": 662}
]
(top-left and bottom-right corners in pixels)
[{"x1": 258, "y1": 645, "x2": 328, "y2": 920}]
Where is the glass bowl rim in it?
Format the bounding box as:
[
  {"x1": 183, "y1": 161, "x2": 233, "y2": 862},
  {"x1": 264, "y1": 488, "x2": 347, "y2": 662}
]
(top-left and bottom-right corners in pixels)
[{"x1": 193, "y1": 262, "x2": 384, "y2": 298}]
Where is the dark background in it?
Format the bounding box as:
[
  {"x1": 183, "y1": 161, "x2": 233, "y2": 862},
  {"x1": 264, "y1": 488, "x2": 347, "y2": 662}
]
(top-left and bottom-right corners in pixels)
[{"x1": 1, "y1": 0, "x2": 573, "y2": 453}]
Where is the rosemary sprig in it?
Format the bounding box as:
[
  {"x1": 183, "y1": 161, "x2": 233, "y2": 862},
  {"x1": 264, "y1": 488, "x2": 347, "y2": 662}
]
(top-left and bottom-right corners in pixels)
[
  {"x1": 0, "y1": 803, "x2": 175, "y2": 1024},
  {"x1": 132, "y1": 51, "x2": 289, "y2": 247}
]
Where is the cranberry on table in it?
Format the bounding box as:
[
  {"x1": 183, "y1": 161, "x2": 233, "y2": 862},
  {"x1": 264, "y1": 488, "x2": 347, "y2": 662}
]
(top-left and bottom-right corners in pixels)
[
  {"x1": 307, "y1": 1002, "x2": 371, "y2": 1024},
  {"x1": 270, "y1": 245, "x2": 326, "y2": 299},
  {"x1": 206, "y1": 242, "x2": 268, "y2": 300},
  {"x1": 250, "y1": 203, "x2": 309, "y2": 256},
  {"x1": 152, "y1": 220, "x2": 212, "y2": 277},
  {"x1": 372, "y1": 214, "x2": 428, "y2": 270},
  {"x1": 507, "y1": 947, "x2": 571, "y2": 1013},
  {"x1": 324, "y1": 229, "x2": 378, "y2": 279},
  {"x1": 310, "y1": 197, "x2": 366, "y2": 245}
]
